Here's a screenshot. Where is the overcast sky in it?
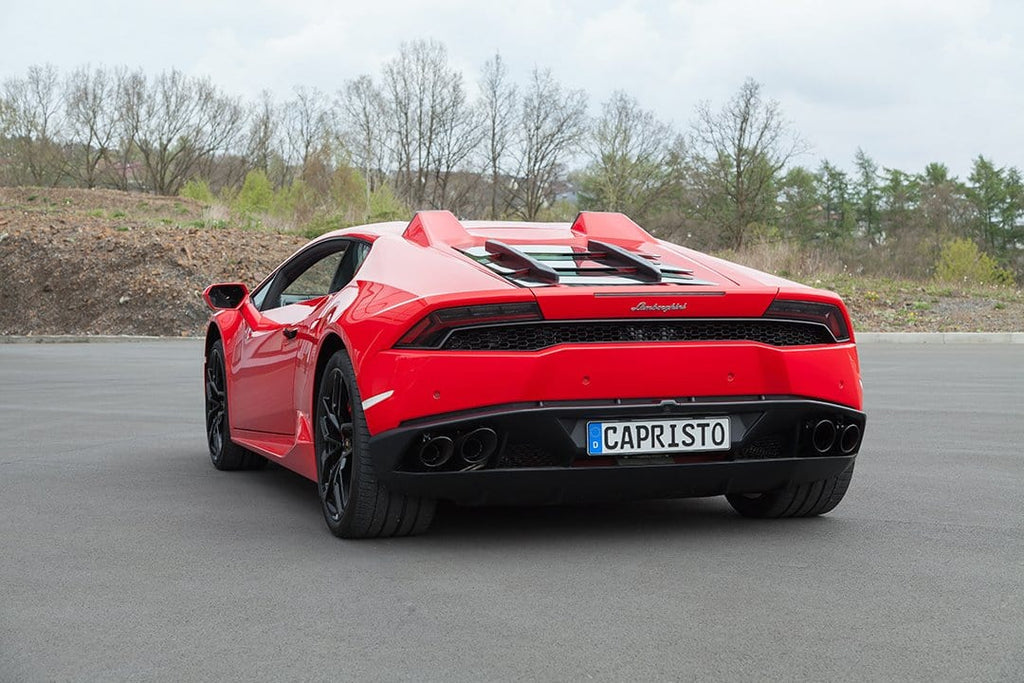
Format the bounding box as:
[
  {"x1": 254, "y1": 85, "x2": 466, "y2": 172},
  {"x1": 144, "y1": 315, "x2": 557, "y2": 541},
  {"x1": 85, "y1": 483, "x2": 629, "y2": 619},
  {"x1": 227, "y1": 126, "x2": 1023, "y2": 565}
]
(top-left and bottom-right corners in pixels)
[{"x1": 3, "y1": 0, "x2": 1021, "y2": 178}]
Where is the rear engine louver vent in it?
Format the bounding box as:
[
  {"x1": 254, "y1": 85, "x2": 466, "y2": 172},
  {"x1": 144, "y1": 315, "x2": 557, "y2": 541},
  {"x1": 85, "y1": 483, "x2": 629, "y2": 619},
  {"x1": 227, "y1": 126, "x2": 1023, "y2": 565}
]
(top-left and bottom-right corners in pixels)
[{"x1": 460, "y1": 241, "x2": 718, "y2": 287}]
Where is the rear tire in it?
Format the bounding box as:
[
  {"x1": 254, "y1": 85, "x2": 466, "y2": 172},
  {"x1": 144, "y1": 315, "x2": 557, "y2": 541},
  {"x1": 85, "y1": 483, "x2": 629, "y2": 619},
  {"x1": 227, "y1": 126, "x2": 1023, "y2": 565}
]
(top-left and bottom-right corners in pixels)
[
  {"x1": 726, "y1": 461, "x2": 855, "y2": 518},
  {"x1": 315, "y1": 348, "x2": 435, "y2": 538},
  {"x1": 205, "y1": 340, "x2": 266, "y2": 471}
]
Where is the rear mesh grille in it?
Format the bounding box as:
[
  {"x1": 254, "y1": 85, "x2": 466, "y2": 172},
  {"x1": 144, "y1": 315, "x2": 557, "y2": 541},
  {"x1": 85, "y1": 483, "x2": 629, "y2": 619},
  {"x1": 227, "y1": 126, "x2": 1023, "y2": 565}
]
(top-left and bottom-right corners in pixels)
[
  {"x1": 495, "y1": 442, "x2": 564, "y2": 468},
  {"x1": 441, "y1": 319, "x2": 835, "y2": 351},
  {"x1": 740, "y1": 435, "x2": 785, "y2": 460}
]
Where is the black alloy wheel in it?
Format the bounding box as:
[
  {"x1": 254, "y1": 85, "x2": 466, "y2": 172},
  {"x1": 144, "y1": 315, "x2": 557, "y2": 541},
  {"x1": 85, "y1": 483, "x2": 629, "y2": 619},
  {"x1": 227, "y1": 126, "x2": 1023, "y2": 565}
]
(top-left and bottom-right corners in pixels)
[
  {"x1": 205, "y1": 344, "x2": 228, "y2": 458},
  {"x1": 314, "y1": 349, "x2": 436, "y2": 538},
  {"x1": 204, "y1": 339, "x2": 265, "y2": 471}
]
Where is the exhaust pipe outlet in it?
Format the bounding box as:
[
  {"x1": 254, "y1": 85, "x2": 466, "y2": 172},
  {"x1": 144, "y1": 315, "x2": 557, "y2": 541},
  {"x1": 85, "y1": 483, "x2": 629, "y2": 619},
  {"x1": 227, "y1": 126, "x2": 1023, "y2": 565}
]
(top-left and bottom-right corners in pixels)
[
  {"x1": 840, "y1": 424, "x2": 861, "y2": 454},
  {"x1": 419, "y1": 435, "x2": 454, "y2": 469},
  {"x1": 458, "y1": 427, "x2": 498, "y2": 466},
  {"x1": 811, "y1": 419, "x2": 837, "y2": 454}
]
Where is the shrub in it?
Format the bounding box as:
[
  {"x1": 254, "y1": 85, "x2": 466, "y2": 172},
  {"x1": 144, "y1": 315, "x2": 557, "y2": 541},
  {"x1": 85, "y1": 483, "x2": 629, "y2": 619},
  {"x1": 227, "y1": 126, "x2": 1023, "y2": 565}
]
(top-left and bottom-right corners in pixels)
[
  {"x1": 934, "y1": 238, "x2": 1014, "y2": 286},
  {"x1": 299, "y1": 213, "x2": 351, "y2": 240},
  {"x1": 367, "y1": 184, "x2": 410, "y2": 222},
  {"x1": 234, "y1": 170, "x2": 274, "y2": 216},
  {"x1": 271, "y1": 178, "x2": 317, "y2": 221},
  {"x1": 179, "y1": 178, "x2": 215, "y2": 204}
]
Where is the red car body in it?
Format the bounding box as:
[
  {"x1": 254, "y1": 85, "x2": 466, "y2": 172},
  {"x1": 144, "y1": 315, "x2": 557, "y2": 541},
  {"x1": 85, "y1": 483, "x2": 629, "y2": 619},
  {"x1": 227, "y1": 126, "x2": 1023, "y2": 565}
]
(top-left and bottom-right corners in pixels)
[{"x1": 203, "y1": 211, "x2": 864, "y2": 537}]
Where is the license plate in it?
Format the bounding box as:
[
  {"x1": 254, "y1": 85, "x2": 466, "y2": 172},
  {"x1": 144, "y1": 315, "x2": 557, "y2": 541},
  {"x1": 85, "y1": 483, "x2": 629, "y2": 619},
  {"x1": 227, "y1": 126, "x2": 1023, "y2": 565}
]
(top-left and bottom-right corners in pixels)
[{"x1": 587, "y1": 417, "x2": 731, "y2": 456}]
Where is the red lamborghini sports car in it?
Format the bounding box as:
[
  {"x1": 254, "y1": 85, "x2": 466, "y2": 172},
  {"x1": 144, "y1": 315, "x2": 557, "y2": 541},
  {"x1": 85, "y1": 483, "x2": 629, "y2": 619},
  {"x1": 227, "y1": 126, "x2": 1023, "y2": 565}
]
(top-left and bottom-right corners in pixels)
[{"x1": 203, "y1": 211, "x2": 865, "y2": 538}]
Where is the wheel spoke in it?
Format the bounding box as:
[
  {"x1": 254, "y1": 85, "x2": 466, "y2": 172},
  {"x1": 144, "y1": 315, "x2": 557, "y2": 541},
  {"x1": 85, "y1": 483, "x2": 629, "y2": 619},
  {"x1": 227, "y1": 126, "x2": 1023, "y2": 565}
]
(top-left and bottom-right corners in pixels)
[
  {"x1": 331, "y1": 458, "x2": 345, "y2": 511},
  {"x1": 206, "y1": 378, "x2": 224, "y2": 401},
  {"x1": 323, "y1": 410, "x2": 344, "y2": 441}
]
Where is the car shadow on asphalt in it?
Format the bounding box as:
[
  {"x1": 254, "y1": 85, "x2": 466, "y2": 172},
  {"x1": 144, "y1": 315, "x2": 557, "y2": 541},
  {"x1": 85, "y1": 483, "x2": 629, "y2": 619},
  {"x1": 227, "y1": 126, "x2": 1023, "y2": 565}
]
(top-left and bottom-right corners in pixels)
[
  {"x1": 198, "y1": 456, "x2": 841, "y2": 542},
  {"x1": 430, "y1": 498, "x2": 745, "y2": 539}
]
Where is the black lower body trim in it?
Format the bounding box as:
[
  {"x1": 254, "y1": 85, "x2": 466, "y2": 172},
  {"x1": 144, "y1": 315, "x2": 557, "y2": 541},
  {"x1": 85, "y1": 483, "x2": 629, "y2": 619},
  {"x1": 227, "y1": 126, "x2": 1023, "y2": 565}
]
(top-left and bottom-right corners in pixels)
[
  {"x1": 368, "y1": 397, "x2": 864, "y2": 505},
  {"x1": 377, "y1": 456, "x2": 856, "y2": 506}
]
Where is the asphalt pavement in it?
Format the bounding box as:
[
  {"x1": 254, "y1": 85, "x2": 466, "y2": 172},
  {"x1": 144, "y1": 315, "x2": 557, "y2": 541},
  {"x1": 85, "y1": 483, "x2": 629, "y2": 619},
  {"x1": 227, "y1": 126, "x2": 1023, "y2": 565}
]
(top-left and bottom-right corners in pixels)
[{"x1": 0, "y1": 341, "x2": 1021, "y2": 681}]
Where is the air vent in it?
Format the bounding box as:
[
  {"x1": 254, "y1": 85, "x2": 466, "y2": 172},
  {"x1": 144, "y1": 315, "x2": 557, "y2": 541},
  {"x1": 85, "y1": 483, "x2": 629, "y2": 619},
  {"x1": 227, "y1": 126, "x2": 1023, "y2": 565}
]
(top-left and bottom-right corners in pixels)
[
  {"x1": 460, "y1": 241, "x2": 717, "y2": 287},
  {"x1": 436, "y1": 319, "x2": 837, "y2": 351}
]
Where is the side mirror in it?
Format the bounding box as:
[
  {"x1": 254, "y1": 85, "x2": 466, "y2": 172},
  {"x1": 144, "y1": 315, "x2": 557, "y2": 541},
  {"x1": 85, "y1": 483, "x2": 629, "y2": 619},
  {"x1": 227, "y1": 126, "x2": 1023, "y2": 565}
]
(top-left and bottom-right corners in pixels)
[{"x1": 203, "y1": 283, "x2": 250, "y2": 311}]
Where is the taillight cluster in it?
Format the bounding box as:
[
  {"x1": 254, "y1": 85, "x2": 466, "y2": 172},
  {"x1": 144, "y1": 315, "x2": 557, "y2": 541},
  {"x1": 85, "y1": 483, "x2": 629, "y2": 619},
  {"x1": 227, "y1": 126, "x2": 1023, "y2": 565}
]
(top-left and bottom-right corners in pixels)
[
  {"x1": 396, "y1": 302, "x2": 543, "y2": 348},
  {"x1": 764, "y1": 299, "x2": 850, "y2": 342}
]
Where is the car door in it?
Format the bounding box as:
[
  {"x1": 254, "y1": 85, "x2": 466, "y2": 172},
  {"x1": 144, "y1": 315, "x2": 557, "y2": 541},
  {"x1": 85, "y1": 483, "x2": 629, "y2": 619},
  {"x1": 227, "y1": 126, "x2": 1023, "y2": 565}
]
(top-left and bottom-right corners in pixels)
[{"x1": 231, "y1": 240, "x2": 351, "y2": 435}]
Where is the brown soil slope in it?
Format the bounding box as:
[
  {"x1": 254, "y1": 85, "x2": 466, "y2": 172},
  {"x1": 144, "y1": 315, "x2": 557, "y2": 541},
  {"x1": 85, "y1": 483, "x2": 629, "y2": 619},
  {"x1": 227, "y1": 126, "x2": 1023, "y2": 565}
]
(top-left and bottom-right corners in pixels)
[{"x1": 0, "y1": 188, "x2": 305, "y2": 336}]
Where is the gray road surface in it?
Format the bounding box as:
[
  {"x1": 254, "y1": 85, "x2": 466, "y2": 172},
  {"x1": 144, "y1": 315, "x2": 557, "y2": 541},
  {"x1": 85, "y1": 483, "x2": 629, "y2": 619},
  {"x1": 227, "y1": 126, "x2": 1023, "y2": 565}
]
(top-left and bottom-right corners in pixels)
[{"x1": 0, "y1": 342, "x2": 1021, "y2": 681}]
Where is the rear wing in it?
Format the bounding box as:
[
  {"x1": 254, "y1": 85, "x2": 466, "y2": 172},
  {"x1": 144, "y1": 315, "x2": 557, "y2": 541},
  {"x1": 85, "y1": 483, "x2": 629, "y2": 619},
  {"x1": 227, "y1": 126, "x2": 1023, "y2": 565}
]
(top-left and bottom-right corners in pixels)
[
  {"x1": 403, "y1": 210, "x2": 472, "y2": 247},
  {"x1": 402, "y1": 210, "x2": 714, "y2": 287},
  {"x1": 402, "y1": 210, "x2": 657, "y2": 249}
]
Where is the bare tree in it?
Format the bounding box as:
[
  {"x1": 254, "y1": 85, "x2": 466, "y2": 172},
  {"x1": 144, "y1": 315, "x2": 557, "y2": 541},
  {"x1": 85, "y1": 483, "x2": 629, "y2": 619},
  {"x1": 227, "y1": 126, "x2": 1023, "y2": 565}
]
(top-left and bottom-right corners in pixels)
[
  {"x1": 1, "y1": 64, "x2": 67, "y2": 185},
  {"x1": 64, "y1": 66, "x2": 120, "y2": 188},
  {"x1": 0, "y1": 81, "x2": 19, "y2": 184},
  {"x1": 429, "y1": 75, "x2": 483, "y2": 212},
  {"x1": 245, "y1": 91, "x2": 280, "y2": 177},
  {"x1": 340, "y1": 75, "x2": 388, "y2": 218},
  {"x1": 283, "y1": 85, "x2": 334, "y2": 185},
  {"x1": 510, "y1": 68, "x2": 587, "y2": 220},
  {"x1": 382, "y1": 39, "x2": 481, "y2": 210},
  {"x1": 579, "y1": 91, "x2": 682, "y2": 220},
  {"x1": 125, "y1": 69, "x2": 244, "y2": 195},
  {"x1": 691, "y1": 78, "x2": 806, "y2": 249},
  {"x1": 111, "y1": 68, "x2": 146, "y2": 190},
  {"x1": 479, "y1": 52, "x2": 518, "y2": 219}
]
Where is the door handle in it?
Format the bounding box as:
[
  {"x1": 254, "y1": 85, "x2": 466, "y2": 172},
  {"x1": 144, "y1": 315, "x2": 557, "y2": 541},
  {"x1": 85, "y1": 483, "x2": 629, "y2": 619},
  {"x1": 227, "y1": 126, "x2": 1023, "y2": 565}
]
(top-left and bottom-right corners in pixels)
[{"x1": 282, "y1": 328, "x2": 298, "y2": 340}]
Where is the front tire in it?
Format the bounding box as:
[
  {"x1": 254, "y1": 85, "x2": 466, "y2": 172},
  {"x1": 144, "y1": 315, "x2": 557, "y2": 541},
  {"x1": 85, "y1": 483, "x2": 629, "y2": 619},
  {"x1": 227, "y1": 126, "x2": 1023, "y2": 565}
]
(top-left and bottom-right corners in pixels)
[
  {"x1": 205, "y1": 339, "x2": 266, "y2": 471},
  {"x1": 726, "y1": 462, "x2": 855, "y2": 518},
  {"x1": 315, "y1": 349, "x2": 435, "y2": 538}
]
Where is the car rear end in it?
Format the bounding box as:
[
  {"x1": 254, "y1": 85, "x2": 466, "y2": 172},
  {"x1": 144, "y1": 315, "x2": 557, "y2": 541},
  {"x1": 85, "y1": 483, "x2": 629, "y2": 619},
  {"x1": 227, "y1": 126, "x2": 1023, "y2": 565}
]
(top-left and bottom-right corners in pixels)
[{"x1": 354, "y1": 214, "x2": 864, "y2": 506}]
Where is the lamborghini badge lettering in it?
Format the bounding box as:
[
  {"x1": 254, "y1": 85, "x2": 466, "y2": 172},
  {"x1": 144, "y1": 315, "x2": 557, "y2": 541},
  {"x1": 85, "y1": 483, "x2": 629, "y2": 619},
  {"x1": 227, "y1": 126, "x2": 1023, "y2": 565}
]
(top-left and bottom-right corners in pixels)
[{"x1": 630, "y1": 301, "x2": 687, "y2": 313}]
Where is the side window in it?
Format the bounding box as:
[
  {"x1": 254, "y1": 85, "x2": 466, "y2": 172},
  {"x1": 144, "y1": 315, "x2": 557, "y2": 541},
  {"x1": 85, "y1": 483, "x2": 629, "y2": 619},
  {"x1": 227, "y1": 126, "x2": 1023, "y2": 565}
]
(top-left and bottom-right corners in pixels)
[
  {"x1": 330, "y1": 240, "x2": 371, "y2": 292},
  {"x1": 259, "y1": 241, "x2": 350, "y2": 311},
  {"x1": 279, "y1": 249, "x2": 346, "y2": 307},
  {"x1": 250, "y1": 279, "x2": 271, "y2": 309},
  {"x1": 352, "y1": 241, "x2": 370, "y2": 272}
]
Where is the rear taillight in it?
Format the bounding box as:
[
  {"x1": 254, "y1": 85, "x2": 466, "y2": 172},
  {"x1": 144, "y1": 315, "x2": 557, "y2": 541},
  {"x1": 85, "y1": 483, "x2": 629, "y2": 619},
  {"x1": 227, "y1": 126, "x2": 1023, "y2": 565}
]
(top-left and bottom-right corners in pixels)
[
  {"x1": 764, "y1": 299, "x2": 850, "y2": 342},
  {"x1": 396, "y1": 302, "x2": 543, "y2": 348}
]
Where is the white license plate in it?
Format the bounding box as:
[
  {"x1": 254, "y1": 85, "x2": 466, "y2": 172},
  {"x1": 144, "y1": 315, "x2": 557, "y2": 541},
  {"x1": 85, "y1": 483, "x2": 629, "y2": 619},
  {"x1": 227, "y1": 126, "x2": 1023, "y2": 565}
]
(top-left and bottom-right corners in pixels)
[{"x1": 587, "y1": 417, "x2": 731, "y2": 456}]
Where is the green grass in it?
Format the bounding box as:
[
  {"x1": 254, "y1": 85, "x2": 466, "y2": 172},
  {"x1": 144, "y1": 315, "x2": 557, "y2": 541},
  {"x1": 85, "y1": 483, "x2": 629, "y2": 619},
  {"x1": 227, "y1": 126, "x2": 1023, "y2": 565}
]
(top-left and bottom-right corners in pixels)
[
  {"x1": 184, "y1": 219, "x2": 229, "y2": 229},
  {"x1": 807, "y1": 272, "x2": 1023, "y2": 305}
]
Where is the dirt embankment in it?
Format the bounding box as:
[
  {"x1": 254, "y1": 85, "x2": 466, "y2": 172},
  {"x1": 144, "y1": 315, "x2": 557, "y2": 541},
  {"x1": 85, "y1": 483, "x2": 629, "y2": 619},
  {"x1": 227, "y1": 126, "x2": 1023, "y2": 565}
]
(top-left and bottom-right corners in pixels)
[
  {"x1": 1, "y1": 187, "x2": 1022, "y2": 336},
  {"x1": 0, "y1": 188, "x2": 305, "y2": 336}
]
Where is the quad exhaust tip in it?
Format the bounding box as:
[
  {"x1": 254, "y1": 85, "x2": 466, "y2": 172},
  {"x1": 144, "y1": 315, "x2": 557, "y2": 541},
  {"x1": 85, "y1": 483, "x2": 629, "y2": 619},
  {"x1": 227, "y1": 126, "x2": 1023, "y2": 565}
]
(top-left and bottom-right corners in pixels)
[
  {"x1": 418, "y1": 435, "x2": 454, "y2": 469},
  {"x1": 840, "y1": 423, "x2": 861, "y2": 454},
  {"x1": 458, "y1": 427, "x2": 498, "y2": 466},
  {"x1": 811, "y1": 419, "x2": 837, "y2": 454}
]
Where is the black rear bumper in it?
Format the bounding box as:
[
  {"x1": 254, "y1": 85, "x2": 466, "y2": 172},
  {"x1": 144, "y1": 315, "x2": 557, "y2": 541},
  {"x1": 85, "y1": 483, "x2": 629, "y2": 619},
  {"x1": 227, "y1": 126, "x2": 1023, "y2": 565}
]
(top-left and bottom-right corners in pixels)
[{"x1": 368, "y1": 397, "x2": 864, "y2": 505}]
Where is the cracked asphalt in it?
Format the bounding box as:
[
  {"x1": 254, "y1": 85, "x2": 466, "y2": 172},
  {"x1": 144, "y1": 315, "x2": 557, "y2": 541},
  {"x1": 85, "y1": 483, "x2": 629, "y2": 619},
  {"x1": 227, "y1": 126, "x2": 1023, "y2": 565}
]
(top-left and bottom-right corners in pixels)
[{"x1": 1, "y1": 341, "x2": 1021, "y2": 681}]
